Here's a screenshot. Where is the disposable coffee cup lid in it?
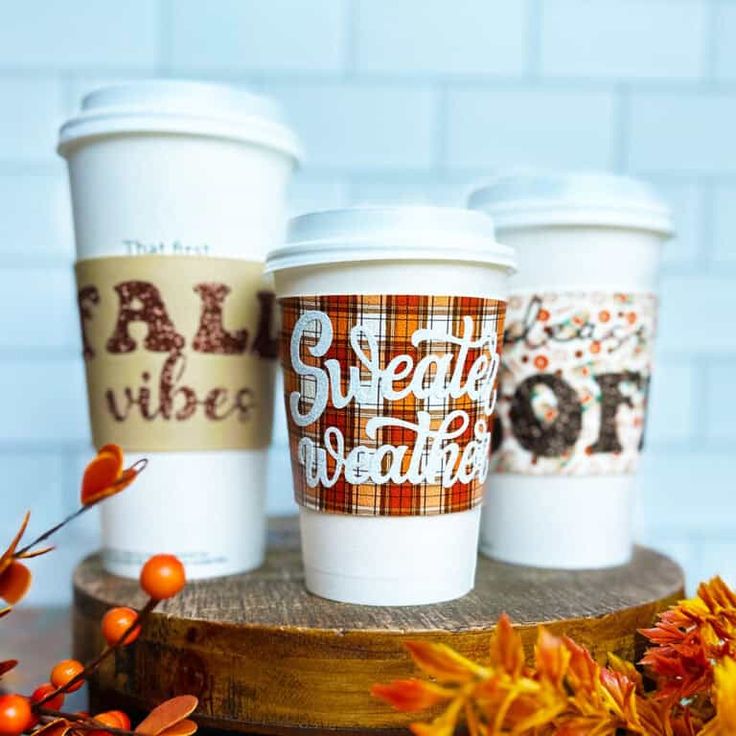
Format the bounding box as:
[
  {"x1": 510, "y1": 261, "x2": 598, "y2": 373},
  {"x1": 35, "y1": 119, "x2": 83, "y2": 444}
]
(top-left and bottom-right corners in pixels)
[
  {"x1": 265, "y1": 206, "x2": 517, "y2": 273},
  {"x1": 58, "y1": 79, "x2": 302, "y2": 162},
  {"x1": 469, "y1": 171, "x2": 673, "y2": 236}
]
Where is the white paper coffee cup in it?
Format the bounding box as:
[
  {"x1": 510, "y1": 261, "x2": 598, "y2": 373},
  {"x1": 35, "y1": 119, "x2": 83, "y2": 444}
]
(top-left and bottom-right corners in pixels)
[
  {"x1": 266, "y1": 207, "x2": 516, "y2": 605},
  {"x1": 469, "y1": 172, "x2": 673, "y2": 569},
  {"x1": 59, "y1": 81, "x2": 301, "y2": 579}
]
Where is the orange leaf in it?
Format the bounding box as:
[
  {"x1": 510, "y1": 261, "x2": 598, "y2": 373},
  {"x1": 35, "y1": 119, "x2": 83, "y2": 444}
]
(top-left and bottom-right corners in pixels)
[
  {"x1": 17, "y1": 545, "x2": 54, "y2": 560},
  {"x1": 0, "y1": 561, "x2": 31, "y2": 604},
  {"x1": 406, "y1": 641, "x2": 487, "y2": 684},
  {"x1": 98, "y1": 443, "x2": 124, "y2": 467},
  {"x1": 599, "y1": 667, "x2": 636, "y2": 720},
  {"x1": 0, "y1": 659, "x2": 17, "y2": 678},
  {"x1": 711, "y1": 657, "x2": 736, "y2": 733},
  {"x1": 34, "y1": 719, "x2": 71, "y2": 736},
  {"x1": 607, "y1": 652, "x2": 644, "y2": 694},
  {"x1": 534, "y1": 628, "x2": 570, "y2": 689},
  {"x1": 371, "y1": 679, "x2": 454, "y2": 712},
  {"x1": 489, "y1": 613, "x2": 524, "y2": 677},
  {"x1": 135, "y1": 696, "x2": 199, "y2": 736},
  {"x1": 564, "y1": 636, "x2": 599, "y2": 695},
  {"x1": 81, "y1": 445, "x2": 142, "y2": 506},
  {"x1": 409, "y1": 696, "x2": 464, "y2": 736},
  {"x1": 158, "y1": 719, "x2": 198, "y2": 736},
  {"x1": 0, "y1": 512, "x2": 30, "y2": 574}
]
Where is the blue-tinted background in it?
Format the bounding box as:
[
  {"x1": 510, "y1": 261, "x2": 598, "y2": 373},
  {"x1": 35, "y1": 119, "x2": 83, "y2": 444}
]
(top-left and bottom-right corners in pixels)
[{"x1": 1, "y1": 0, "x2": 733, "y2": 603}]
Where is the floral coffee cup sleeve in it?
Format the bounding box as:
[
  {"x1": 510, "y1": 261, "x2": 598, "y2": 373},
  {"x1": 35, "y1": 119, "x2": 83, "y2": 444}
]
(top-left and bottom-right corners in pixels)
[
  {"x1": 494, "y1": 291, "x2": 656, "y2": 474},
  {"x1": 279, "y1": 294, "x2": 507, "y2": 516}
]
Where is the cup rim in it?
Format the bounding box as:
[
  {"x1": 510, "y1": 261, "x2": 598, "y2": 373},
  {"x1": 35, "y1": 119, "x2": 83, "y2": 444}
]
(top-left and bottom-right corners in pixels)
[
  {"x1": 58, "y1": 79, "x2": 302, "y2": 163},
  {"x1": 469, "y1": 171, "x2": 674, "y2": 237},
  {"x1": 265, "y1": 205, "x2": 517, "y2": 274}
]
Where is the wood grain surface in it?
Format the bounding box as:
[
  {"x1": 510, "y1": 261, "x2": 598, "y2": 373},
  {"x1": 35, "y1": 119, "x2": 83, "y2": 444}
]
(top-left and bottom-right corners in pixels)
[{"x1": 73, "y1": 516, "x2": 685, "y2": 735}]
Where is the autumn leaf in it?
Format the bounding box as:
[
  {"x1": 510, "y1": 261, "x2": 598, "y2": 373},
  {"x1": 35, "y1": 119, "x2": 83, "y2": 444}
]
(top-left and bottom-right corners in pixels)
[
  {"x1": 608, "y1": 652, "x2": 645, "y2": 695},
  {"x1": 371, "y1": 679, "x2": 454, "y2": 711},
  {"x1": 534, "y1": 628, "x2": 571, "y2": 691},
  {"x1": 405, "y1": 641, "x2": 488, "y2": 684},
  {"x1": 0, "y1": 514, "x2": 34, "y2": 606},
  {"x1": 700, "y1": 657, "x2": 736, "y2": 735},
  {"x1": 488, "y1": 613, "x2": 525, "y2": 678},
  {"x1": 409, "y1": 696, "x2": 464, "y2": 736},
  {"x1": 158, "y1": 720, "x2": 198, "y2": 736},
  {"x1": 0, "y1": 512, "x2": 29, "y2": 573},
  {"x1": 0, "y1": 659, "x2": 17, "y2": 679},
  {"x1": 135, "y1": 695, "x2": 199, "y2": 736},
  {"x1": 0, "y1": 561, "x2": 31, "y2": 605},
  {"x1": 34, "y1": 719, "x2": 71, "y2": 736},
  {"x1": 81, "y1": 444, "x2": 144, "y2": 507}
]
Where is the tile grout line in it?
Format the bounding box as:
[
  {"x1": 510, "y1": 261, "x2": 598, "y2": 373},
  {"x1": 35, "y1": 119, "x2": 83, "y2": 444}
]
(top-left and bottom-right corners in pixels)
[
  {"x1": 525, "y1": 0, "x2": 543, "y2": 79},
  {"x1": 705, "y1": 0, "x2": 720, "y2": 81},
  {"x1": 343, "y1": 0, "x2": 359, "y2": 80},
  {"x1": 612, "y1": 83, "x2": 630, "y2": 173},
  {"x1": 156, "y1": 0, "x2": 173, "y2": 76}
]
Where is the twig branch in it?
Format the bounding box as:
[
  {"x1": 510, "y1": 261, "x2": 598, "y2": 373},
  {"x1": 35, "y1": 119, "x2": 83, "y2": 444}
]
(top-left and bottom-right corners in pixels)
[
  {"x1": 33, "y1": 599, "x2": 158, "y2": 709},
  {"x1": 36, "y1": 708, "x2": 137, "y2": 736},
  {"x1": 14, "y1": 508, "x2": 88, "y2": 558}
]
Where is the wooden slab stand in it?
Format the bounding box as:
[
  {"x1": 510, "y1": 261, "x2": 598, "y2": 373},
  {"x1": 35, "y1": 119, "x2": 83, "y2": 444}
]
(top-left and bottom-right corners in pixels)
[{"x1": 73, "y1": 517, "x2": 684, "y2": 735}]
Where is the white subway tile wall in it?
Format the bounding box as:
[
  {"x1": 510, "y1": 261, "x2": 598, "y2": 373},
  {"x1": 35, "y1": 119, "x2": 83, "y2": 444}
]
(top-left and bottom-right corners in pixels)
[{"x1": 1, "y1": 0, "x2": 733, "y2": 605}]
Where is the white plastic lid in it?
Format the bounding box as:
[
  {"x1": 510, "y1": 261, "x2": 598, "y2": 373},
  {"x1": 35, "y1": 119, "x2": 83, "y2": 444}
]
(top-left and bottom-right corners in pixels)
[
  {"x1": 469, "y1": 171, "x2": 673, "y2": 236},
  {"x1": 265, "y1": 206, "x2": 517, "y2": 273},
  {"x1": 58, "y1": 79, "x2": 302, "y2": 162}
]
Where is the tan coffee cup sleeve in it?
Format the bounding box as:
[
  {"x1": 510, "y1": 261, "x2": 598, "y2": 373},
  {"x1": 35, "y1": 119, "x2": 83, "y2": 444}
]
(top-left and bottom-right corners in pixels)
[{"x1": 75, "y1": 255, "x2": 277, "y2": 451}]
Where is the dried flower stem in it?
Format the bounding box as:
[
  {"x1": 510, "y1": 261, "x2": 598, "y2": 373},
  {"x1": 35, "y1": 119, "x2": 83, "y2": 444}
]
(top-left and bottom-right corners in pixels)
[
  {"x1": 33, "y1": 598, "x2": 158, "y2": 709},
  {"x1": 14, "y1": 459, "x2": 148, "y2": 560},
  {"x1": 13, "y1": 508, "x2": 87, "y2": 559}
]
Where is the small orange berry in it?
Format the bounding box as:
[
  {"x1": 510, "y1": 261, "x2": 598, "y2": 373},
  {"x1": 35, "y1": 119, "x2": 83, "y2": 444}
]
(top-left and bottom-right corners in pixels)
[
  {"x1": 96, "y1": 711, "x2": 131, "y2": 730},
  {"x1": 50, "y1": 659, "x2": 85, "y2": 693},
  {"x1": 537, "y1": 308, "x2": 550, "y2": 322},
  {"x1": 101, "y1": 607, "x2": 141, "y2": 647},
  {"x1": 533, "y1": 355, "x2": 549, "y2": 371},
  {"x1": 0, "y1": 695, "x2": 32, "y2": 736},
  {"x1": 139, "y1": 554, "x2": 186, "y2": 600},
  {"x1": 31, "y1": 683, "x2": 64, "y2": 711},
  {"x1": 108, "y1": 711, "x2": 131, "y2": 730}
]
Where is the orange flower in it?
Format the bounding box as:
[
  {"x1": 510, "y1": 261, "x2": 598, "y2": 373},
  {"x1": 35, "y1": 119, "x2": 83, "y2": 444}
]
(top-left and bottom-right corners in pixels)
[
  {"x1": 640, "y1": 577, "x2": 736, "y2": 700},
  {"x1": 81, "y1": 444, "x2": 145, "y2": 506},
  {"x1": 373, "y1": 613, "x2": 721, "y2": 736}
]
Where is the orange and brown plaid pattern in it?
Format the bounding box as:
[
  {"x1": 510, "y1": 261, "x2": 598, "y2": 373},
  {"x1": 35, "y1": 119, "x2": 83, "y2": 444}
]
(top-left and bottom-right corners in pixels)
[{"x1": 279, "y1": 294, "x2": 507, "y2": 516}]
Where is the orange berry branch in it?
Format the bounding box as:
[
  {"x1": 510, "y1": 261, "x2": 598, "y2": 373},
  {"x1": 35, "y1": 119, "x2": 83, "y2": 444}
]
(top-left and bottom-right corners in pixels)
[{"x1": 0, "y1": 445, "x2": 199, "y2": 736}]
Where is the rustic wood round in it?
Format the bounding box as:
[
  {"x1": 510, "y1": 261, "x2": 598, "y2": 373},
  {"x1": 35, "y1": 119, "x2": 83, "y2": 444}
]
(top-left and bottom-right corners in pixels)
[{"x1": 73, "y1": 517, "x2": 684, "y2": 736}]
